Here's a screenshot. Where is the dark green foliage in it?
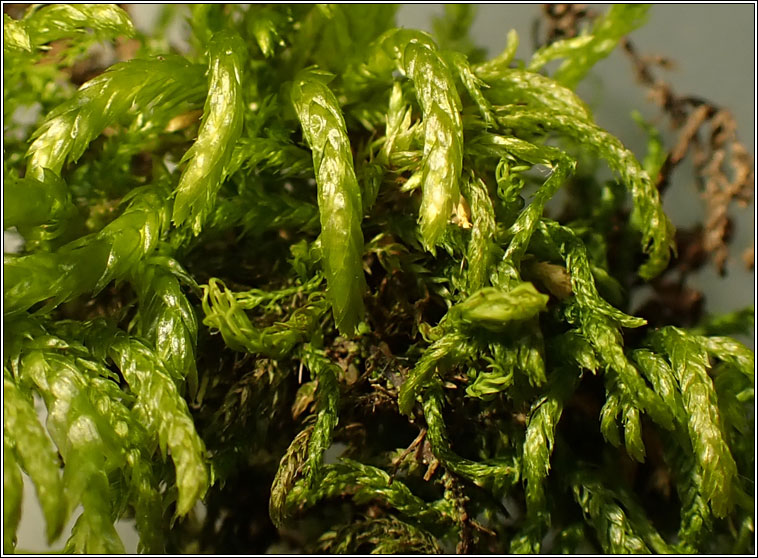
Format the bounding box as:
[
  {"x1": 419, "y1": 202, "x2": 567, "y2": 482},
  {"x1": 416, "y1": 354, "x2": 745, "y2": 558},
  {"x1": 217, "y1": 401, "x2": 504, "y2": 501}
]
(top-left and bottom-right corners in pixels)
[
  {"x1": 651, "y1": 328, "x2": 739, "y2": 518},
  {"x1": 3, "y1": 4, "x2": 753, "y2": 555},
  {"x1": 299, "y1": 345, "x2": 340, "y2": 487},
  {"x1": 423, "y1": 385, "x2": 520, "y2": 496},
  {"x1": 319, "y1": 514, "x2": 443, "y2": 554},
  {"x1": 569, "y1": 467, "x2": 674, "y2": 554},
  {"x1": 515, "y1": 368, "x2": 579, "y2": 552},
  {"x1": 285, "y1": 457, "x2": 455, "y2": 529}
]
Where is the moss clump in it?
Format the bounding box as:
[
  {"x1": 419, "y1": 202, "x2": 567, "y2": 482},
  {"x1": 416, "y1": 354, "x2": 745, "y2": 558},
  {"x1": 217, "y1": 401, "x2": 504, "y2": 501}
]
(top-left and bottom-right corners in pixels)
[{"x1": 3, "y1": 4, "x2": 753, "y2": 554}]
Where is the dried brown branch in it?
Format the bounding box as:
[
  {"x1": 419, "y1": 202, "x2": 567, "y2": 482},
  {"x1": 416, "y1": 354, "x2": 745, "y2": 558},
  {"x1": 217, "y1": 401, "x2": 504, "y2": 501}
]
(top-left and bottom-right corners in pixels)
[
  {"x1": 533, "y1": 4, "x2": 596, "y2": 48},
  {"x1": 621, "y1": 38, "x2": 754, "y2": 275}
]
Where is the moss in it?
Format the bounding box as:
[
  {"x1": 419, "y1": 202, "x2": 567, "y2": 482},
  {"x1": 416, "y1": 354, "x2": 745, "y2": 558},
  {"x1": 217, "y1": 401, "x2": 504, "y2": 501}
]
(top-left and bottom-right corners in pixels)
[{"x1": 3, "y1": 4, "x2": 753, "y2": 554}]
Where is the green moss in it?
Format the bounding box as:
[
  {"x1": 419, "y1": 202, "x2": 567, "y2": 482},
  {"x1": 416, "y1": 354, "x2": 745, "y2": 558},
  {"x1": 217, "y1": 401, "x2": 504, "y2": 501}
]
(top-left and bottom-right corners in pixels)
[{"x1": 3, "y1": 4, "x2": 753, "y2": 554}]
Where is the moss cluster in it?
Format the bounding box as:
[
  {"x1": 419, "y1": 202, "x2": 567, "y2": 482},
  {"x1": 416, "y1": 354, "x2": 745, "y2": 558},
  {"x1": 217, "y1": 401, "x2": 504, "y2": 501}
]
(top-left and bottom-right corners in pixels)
[{"x1": 3, "y1": 4, "x2": 753, "y2": 554}]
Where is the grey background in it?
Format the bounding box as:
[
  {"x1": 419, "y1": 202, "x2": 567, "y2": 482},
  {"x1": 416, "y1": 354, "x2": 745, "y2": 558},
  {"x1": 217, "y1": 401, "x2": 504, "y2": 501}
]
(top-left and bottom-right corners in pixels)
[{"x1": 12, "y1": 4, "x2": 755, "y2": 553}]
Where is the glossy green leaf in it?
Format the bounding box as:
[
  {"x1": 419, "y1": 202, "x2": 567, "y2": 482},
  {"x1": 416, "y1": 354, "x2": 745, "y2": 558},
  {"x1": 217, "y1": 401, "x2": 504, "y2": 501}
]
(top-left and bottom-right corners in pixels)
[
  {"x1": 451, "y1": 283, "x2": 549, "y2": 331},
  {"x1": 201, "y1": 278, "x2": 327, "y2": 358},
  {"x1": 4, "y1": 184, "x2": 170, "y2": 316},
  {"x1": 3, "y1": 370, "x2": 65, "y2": 542},
  {"x1": 580, "y1": 310, "x2": 673, "y2": 431},
  {"x1": 398, "y1": 332, "x2": 473, "y2": 416},
  {"x1": 3, "y1": 14, "x2": 31, "y2": 53},
  {"x1": 104, "y1": 330, "x2": 208, "y2": 517},
  {"x1": 540, "y1": 221, "x2": 645, "y2": 328},
  {"x1": 367, "y1": 29, "x2": 464, "y2": 249},
  {"x1": 172, "y1": 31, "x2": 246, "y2": 234},
  {"x1": 27, "y1": 58, "x2": 205, "y2": 179},
  {"x1": 521, "y1": 370, "x2": 579, "y2": 551},
  {"x1": 3, "y1": 441, "x2": 23, "y2": 554},
  {"x1": 132, "y1": 257, "x2": 199, "y2": 394},
  {"x1": 570, "y1": 468, "x2": 674, "y2": 554},
  {"x1": 63, "y1": 471, "x2": 125, "y2": 554},
  {"x1": 21, "y1": 4, "x2": 134, "y2": 47},
  {"x1": 652, "y1": 327, "x2": 738, "y2": 518},
  {"x1": 697, "y1": 335, "x2": 754, "y2": 381},
  {"x1": 2, "y1": 4, "x2": 753, "y2": 554},
  {"x1": 632, "y1": 349, "x2": 687, "y2": 427},
  {"x1": 17, "y1": 347, "x2": 124, "y2": 551},
  {"x1": 460, "y1": 172, "x2": 497, "y2": 292},
  {"x1": 479, "y1": 69, "x2": 593, "y2": 122},
  {"x1": 3, "y1": 170, "x2": 76, "y2": 232},
  {"x1": 291, "y1": 69, "x2": 367, "y2": 334}
]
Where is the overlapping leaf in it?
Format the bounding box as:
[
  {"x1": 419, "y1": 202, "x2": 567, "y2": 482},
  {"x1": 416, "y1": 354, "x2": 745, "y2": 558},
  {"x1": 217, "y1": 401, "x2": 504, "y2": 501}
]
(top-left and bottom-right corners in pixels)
[
  {"x1": 27, "y1": 57, "x2": 205, "y2": 179},
  {"x1": 172, "y1": 31, "x2": 246, "y2": 234},
  {"x1": 291, "y1": 69, "x2": 367, "y2": 335}
]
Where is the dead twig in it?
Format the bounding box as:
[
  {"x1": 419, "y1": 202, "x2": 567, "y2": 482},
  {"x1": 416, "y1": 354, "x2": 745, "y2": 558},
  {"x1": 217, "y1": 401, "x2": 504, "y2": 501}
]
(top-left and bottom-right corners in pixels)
[{"x1": 621, "y1": 37, "x2": 754, "y2": 274}]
